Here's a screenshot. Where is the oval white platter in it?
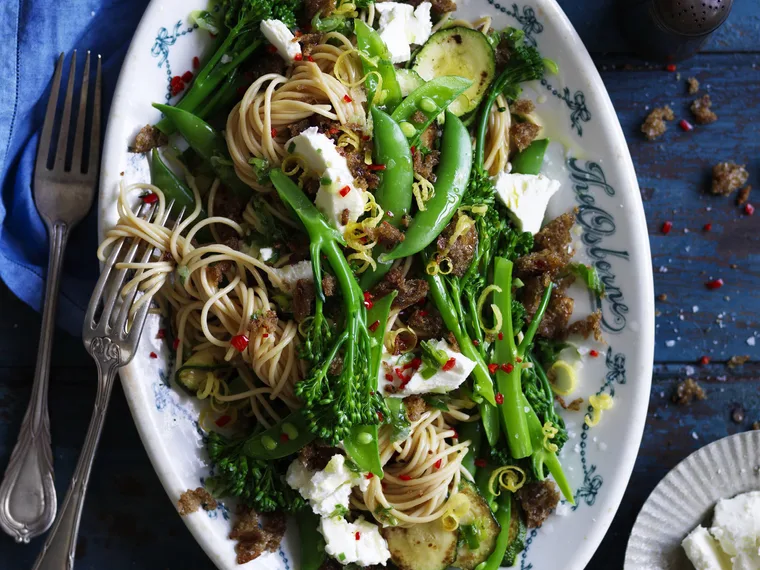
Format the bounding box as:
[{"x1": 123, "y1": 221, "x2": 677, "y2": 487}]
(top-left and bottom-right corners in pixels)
[{"x1": 99, "y1": 1, "x2": 655, "y2": 568}]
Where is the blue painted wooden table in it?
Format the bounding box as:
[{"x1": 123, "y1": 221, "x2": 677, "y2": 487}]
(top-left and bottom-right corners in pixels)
[{"x1": 2, "y1": 1, "x2": 760, "y2": 568}]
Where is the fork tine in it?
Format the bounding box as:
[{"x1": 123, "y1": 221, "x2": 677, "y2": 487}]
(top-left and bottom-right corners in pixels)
[
  {"x1": 71, "y1": 51, "x2": 91, "y2": 174},
  {"x1": 84, "y1": 237, "x2": 125, "y2": 331},
  {"x1": 87, "y1": 55, "x2": 102, "y2": 175},
  {"x1": 97, "y1": 203, "x2": 157, "y2": 330},
  {"x1": 111, "y1": 202, "x2": 178, "y2": 337},
  {"x1": 35, "y1": 53, "x2": 64, "y2": 171},
  {"x1": 53, "y1": 51, "x2": 77, "y2": 172}
]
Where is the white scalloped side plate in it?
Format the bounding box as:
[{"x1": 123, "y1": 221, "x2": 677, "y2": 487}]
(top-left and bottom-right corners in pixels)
[
  {"x1": 625, "y1": 430, "x2": 760, "y2": 570},
  {"x1": 99, "y1": 1, "x2": 655, "y2": 568}
]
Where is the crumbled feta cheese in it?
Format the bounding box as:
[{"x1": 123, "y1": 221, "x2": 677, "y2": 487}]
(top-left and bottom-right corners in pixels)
[
  {"x1": 710, "y1": 491, "x2": 760, "y2": 569},
  {"x1": 260, "y1": 20, "x2": 301, "y2": 62},
  {"x1": 384, "y1": 339, "x2": 477, "y2": 397},
  {"x1": 288, "y1": 127, "x2": 346, "y2": 173},
  {"x1": 271, "y1": 260, "x2": 313, "y2": 293},
  {"x1": 286, "y1": 454, "x2": 365, "y2": 518},
  {"x1": 375, "y1": 2, "x2": 433, "y2": 64},
  {"x1": 493, "y1": 172, "x2": 561, "y2": 234},
  {"x1": 683, "y1": 525, "x2": 732, "y2": 570},
  {"x1": 319, "y1": 516, "x2": 391, "y2": 566},
  {"x1": 286, "y1": 127, "x2": 364, "y2": 233},
  {"x1": 259, "y1": 247, "x2": 275, "y2": 262}
]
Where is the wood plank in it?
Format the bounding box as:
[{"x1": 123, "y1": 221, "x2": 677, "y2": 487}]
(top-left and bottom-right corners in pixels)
[
  {"x1": 555, "y1": 0, "x2": 760, "y2": 55},
  {"x1": 598, "y1": 52, "x2": 760, "y2": 363}
]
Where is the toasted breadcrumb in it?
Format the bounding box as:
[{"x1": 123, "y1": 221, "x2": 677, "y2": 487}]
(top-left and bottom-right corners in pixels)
[
  {"x1": 556, "y1": 395, "x2": 584, "y2": 411},
  {"x1": 686, "y1": 77, "x2": 700, "y2": 95},
  {"x1": 511, "y1": 122, "x2": 541, "y2": 153},
  {"x1": 510, "y1": 99, "x2": 535, "y2": 115},
  {"x1": 690, "y1": 94, "x2": 717, "y2": 124},
  {"x1": 711, "y1": 162, "x2": 749, "y2": 196},
  {"x1": 177, "y1": 488, "x2": 217, "y2": 515},
  {"x1": 672, "y1": 378, "x2": 706, "y2": 405},
  {"x1": 641, "y1": 106, "x2": 674, "y2": 140},
  {"x1": 752, "y1": 421, "x2": 760, "y2": 430},
  {"x1": 728, "y1": 355, "x2": 750, "y2": 368},
  {"x1": 736, "y1": 185, "x2": 752, "y2": 206}
]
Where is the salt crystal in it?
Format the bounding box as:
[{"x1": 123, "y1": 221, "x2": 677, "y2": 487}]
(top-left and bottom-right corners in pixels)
[
  {"x1": 692, "y1": 432, "x2": 699, "y2": 440},
  {"x1": 692, "y1": 306, "x2": 699, "y2": 313},
  {"x1": 665, "y1": 340, "x2": 676, "y2": 347},
  {"x1": 658, "y1": 266, "x2": 668, "y2": 273},
  {"x1": 748, "y1": 337, "x2": 757, "y2": 347},
  {"x1": 685, "y1": 366, "x2": 695, "y2": 375}
]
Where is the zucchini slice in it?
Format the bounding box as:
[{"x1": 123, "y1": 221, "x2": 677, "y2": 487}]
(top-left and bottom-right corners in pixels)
[
  {"x1": 175, "y1": 349, "x2": 230, "y2": 394},
  {"x1": 382, "y1": 518, "x2": 458, "y2": 570},
  {"x1": 396, "y1": 68, "x2": 425, "y2": 97},
  {"x1": 453, "y1": 481, "x2": 501, "y2": 570},
  {"x1": 413, "y1": 27, "x2": 496, "y2": 116}
]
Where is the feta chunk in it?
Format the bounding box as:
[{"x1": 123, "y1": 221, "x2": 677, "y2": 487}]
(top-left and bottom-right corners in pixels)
[
  {"x1": 682, "y1": 526, "x2": 732, "y2": 570},
  {"x1": 287, "y1": 127, "x2": 347, "y2": 173},
  {"x1": 410, "y1": 3, "x2": 433, "y2": 45},
  {"x1": 383, "y1": 339, "x2": 477, "y2": 397},
  {"x1": 710, "y1": 491, "x2": 760, "y2": 569},
  {"x1": 286, "y1": 454, "x2": 364, "y2": 518},
  {"x1": 259, "y1": 247, "x2": 275, "y2": 262},
  {"x1": 493, "y1": 172, "x2": 561, "y2": 235},
  {"x1": 286, "y1": 127, "x2": 365, "y2": 233},
  {"x1": 271, "y1": 260, "x2": 313, "y2": 293},
  {"x1": 319, "y1": 516, "x2": 391, "y2": 566},
  {"x1": 260, "y1": 19, "x2": 301, "y2": 62},
  {"x1": 375, "y1": 2, "x2": 434, "y2": 64}
]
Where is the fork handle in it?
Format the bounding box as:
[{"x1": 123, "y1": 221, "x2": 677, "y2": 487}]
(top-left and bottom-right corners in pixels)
[
  {"x1": 0, "y1": 221, "x2": 69, "y2": 542},
  {"x1": 32, "y1": 355, "x2": 119, "y2": 570}
]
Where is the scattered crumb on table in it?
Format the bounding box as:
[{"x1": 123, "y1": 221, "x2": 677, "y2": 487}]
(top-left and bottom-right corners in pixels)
[
  {"x1": 672, "y1": 378, "x2": 706, "y2": 405},
  {"x1": 690, "y1": 94, "x2": 718, "y2": 125},
  {"x1": 711, "y1": 162, "x2": 749, "y2": 196},
  {"x1": 641, "y1": 106, "x2": 674, "y2": 140},
  {"x1": 728, "y1": 355, "x2": 750, "y2": 368},
  {"x1": 736, "y1": 185, "x2": 752, "y2": 205},
  {"x1": 687, "y1": 76, "x2": 700, "y2": 95}
]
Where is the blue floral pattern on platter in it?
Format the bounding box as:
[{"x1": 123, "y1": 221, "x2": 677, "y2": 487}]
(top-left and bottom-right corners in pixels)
[{"x1": 144, "y1": 5, "x2": 625, "y2": 570}]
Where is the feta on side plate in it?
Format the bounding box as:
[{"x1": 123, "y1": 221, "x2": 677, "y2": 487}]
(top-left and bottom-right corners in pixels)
[
  {"x1": 493, "y1": 172, "x2": 561, "y2": 235},
  {"x1": 682, "y1": 491, "x2": 760, "y2": 570},
  {"x1": 260, "y1": 19, "x2": 301, "y2": 62},
  {"x1": 682, "y1": 525, "x2": 732, "y2": 570},
  {"x1": 319, "y1": 516, "x2": 391, "y2": 566}
]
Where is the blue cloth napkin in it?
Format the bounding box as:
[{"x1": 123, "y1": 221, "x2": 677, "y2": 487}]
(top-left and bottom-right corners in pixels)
[{"x1": 0, "y1": 0, "x2": 151, "y2": 336}]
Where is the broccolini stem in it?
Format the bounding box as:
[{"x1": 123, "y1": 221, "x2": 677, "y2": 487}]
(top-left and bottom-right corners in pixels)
[{"x1": 493, "y1": 257, "x2": 532, "y2": 458}]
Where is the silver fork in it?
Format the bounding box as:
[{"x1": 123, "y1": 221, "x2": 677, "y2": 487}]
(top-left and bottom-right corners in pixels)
[
  {"x1": 0, "y1": 51, "x2": 101, "y2": 543},
  {"x1": 32, "y1": 200, "x2": 181, "y2": 570}
]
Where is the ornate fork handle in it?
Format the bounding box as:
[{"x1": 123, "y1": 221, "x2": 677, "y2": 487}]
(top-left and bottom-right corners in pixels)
[
  {"x1": 0, "y1": 222, "x2": 69, "y2": 542},
  {"x1": 32, "y1": 338, "x2": 121, "y2": 570}
]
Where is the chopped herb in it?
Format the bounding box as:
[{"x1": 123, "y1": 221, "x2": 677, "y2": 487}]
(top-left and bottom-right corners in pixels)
[
  {"x1": 566, "y1": 263, "x2": 605, "y2": 297},
  {"x1": 320, "y1": 176, "x2": 332, "y2": 186},
  {"x1": 387, "y1": 397, "x2": 411, "y2": 442},
  {"x1": 248, "y1": 157, "x2": 271, "y2": 183},
  {"x1": 177, "y1": 265, "x2": 191, "y2": 285},
  {"x1": 422, "y1": 394, "x2": 450, "y2": 411}
]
